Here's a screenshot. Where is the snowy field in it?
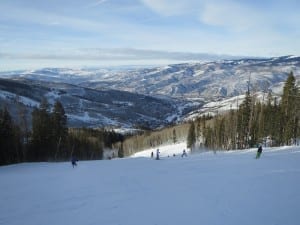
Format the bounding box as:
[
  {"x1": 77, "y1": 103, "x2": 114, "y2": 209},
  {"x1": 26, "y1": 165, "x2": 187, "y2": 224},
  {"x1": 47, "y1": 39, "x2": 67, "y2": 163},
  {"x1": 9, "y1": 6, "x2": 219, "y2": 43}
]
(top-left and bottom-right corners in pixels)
[{"x1": 1, "y1": 144, "x2": 300, "y2": 225}]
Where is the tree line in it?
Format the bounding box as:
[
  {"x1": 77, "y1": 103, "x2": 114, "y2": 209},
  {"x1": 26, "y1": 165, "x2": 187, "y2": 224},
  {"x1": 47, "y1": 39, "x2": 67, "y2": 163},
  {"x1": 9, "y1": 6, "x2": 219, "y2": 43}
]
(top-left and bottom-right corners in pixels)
[
  {"x1": 187, "y1": 72, "x2": 300, "y2": 150},
  {"x1": 0, "y1": 99, "x2": 123, "y2": 166}
]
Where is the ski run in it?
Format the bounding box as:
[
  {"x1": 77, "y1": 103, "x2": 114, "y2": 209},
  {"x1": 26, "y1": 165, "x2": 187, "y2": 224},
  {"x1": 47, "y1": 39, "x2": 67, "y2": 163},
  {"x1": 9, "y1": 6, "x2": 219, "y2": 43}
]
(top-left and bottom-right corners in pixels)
[{"x1": 1, "y1": 143, "x2": 300, "y2": 225}]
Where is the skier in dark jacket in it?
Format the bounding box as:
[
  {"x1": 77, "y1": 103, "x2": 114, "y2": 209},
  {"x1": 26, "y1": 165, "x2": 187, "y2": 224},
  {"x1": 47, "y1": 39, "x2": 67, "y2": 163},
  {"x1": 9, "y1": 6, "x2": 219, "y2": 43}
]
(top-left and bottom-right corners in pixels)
[
  {"x1": 156, "y1": 149, "x2": 160, "y2": 160},
  {"x1": 71, "y1": 156, "x2": 78, "y2": 167},
  {"x1": 256, "y1": 145, "x2": 263, "y2": 159}
]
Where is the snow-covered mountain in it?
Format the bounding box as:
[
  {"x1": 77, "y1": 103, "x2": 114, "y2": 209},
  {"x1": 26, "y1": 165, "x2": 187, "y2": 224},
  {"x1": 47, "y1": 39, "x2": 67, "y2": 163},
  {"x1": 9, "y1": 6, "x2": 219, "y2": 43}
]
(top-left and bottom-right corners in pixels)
[
  {"x1": 0, "y1": 78, "x2": 181, "y2": 128},
  {"x1": 82, "y1": 56, "x2": 299, "y2": 100},
  {"x1": 0, "y1": 56, "x2": 299, "y2": 128},
  {"x1": 1, "y1": 144, "x2": 300, "y2": 225},
  {"x1": 3, "y1": 56, "x2": 299, "y2": 99}
]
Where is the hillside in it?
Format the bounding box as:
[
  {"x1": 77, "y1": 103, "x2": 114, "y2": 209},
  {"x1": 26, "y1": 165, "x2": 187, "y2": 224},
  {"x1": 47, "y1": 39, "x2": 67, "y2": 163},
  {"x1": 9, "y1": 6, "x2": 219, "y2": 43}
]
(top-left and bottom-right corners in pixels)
[
  {"x1": 2, "y1": 56, "x2": 299, "y2": 100},
  {"x1": 0, "y1": 78, "x2": 180, "y2": 128},
  {"x1": 0, "y1": 56, "x2": 299, "y2": 128},
  {"x1": 1, "y1": 145, "x2": 300, "y2": 225}
]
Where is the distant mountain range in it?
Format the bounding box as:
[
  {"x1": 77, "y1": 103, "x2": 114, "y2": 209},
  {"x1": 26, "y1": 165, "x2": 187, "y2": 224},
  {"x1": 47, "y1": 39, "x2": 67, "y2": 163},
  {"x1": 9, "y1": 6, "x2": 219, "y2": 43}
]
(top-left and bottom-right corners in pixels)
[{"x1": 0, "y1": 55, "x2": 299, "y2": 129}]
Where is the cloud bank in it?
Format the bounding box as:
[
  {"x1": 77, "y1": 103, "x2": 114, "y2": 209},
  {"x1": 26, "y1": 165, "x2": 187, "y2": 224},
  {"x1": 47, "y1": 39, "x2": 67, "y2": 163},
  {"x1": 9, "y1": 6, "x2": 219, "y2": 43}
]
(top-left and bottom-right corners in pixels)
[{"x1": 0, "y1": 48, "x2": 238, "y2": 61}]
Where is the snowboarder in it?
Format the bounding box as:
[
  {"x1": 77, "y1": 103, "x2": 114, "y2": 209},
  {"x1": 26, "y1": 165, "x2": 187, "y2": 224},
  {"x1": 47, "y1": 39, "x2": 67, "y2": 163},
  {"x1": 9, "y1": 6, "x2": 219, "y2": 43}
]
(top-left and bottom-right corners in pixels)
[
  {"x1": 256, "y1": 145, "x2": 263, "y2": 159},
  {"x1": 181, "y1": 149, "x2": 187, "y2": 157},
  {"x1": 156, "y1": 149, "x2": 160, "y2": 160},
  {"x1": 71, "y1": 156, "x2": 78, "y2": 167}
]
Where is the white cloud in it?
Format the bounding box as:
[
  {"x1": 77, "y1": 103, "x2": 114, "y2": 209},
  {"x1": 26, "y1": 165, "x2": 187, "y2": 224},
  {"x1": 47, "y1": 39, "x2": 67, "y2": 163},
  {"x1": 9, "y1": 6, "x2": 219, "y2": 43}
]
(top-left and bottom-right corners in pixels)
[
  {"x1": 0, "y1": 48, "x2": 236, "y2": 61},
  {"x1": 140, "y1": 0, "x2": 195, "y2": 16},
  {"x1": 86, "y1": 0, "x2": 109, "y2": 8},
  {"x1": 0, "y1": 4, "x2": 107, "y2": 31},
  {"x1": 200, "y1": 1, "x2": 261, "y2": 31},
  {"x1": 140, "y1": 0, "x2": 300, "y2": 34},
  {"x1": 140, "y1": 0, "x2": 261, "y2": 31}
]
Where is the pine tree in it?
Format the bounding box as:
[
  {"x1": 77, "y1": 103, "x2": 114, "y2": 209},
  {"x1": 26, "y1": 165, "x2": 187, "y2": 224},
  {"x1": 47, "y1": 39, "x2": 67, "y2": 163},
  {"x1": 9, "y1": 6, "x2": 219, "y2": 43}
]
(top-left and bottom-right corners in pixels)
[
  {"x1": 0, "y1": 108, "x2": 14, "y2": 165},
  {"x1": 172, "y1": 128, "x2": 177, "y2": 143},
  {"x1": 118, "y1": 142, "x2": 124, "y2": 158},
  {"x1": 280, "y1": 72, "x2": 298, "y2": 145},
  {"x1": 227, "y1": 108, "x2": 237, "y2": 149},
  {"x1": 237, "y1": 91, "x2": 252, "y2": 148},
  {"x1": 203, "y1": 126, "x2": 213, "y2": 149},
  {"x1": 214, "y1": 116, "x2": 225, "y2": 149},
  {"x1": 16, "y1": 99, "x2": 29, "y2": 160},
  {"x1": 187, "y1": 121, "x2": 196, "y2": 151},
  {"x1": 52, "y1": 101, "x2": 68, "y2": 160},
  {"x1": 30, "y1": 99, "x2": 53, "y2": 161}
]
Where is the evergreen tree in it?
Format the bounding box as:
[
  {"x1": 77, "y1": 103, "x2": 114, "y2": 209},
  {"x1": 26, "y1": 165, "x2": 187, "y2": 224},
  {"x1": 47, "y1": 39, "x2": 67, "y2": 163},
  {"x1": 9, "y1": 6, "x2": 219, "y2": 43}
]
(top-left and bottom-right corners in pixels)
[
  {"x1": 52, "y1": 101, "x2": 68, "y2": 160},
  {"x1": 172, "y1": 128, "x2": 177, "y2": 143},
  {"x1": 0, "y1": 108, "x2": 14, "y2": 165},
  {"x1": 203, "y1": 126, "x2": 213, "y2": 149},
  {"x1": 280, "y1": 72, "x2": 298, "y2": 145},
  {"x1": 118, "y1": 142, "x2": 124, "y2": 158},
  {"x1": 30, "y1": 99, "x2": 52, "y2": 161},
  {"x1": 187, "y1": 121, "x2": 196, "y2": 151},
  {"x1": 237, "y1": 91, "x2": 252, "y2": 148},
  {"x1": 0, "y1": 107, "x2": 22, "y2": 165},
  {"x1": 16, "y1": 99, "x2": 30, "y2": 160},
  {"x1": 227, "y1": 108, "x2": 237, "y2": 149}
]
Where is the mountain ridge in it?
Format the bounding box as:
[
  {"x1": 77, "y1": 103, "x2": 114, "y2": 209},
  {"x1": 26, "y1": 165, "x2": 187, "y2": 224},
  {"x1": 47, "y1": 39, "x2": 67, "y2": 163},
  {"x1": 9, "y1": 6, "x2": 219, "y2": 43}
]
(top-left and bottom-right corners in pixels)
[{"x1": 0, "y1": 56, "x2": 299, "y2": 129}]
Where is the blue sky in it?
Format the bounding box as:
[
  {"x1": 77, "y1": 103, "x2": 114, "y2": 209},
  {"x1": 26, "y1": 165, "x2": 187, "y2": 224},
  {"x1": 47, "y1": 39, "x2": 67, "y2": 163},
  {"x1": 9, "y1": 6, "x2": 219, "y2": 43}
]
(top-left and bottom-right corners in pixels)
[{"x1": 0, "y1": 0, "x2": 299, "y2": 70}]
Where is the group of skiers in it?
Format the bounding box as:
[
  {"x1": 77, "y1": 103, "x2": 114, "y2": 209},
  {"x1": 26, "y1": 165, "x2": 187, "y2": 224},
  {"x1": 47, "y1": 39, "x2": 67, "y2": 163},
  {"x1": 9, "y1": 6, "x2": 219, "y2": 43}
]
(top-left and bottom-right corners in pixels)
[
  {"x1": 150, "y1": 149, "x2": 188, "y2": 160},
  {"x1": 150, "y1": 149, "x2": 161, "y2": 160},
  {"x1": 149, "y1": 145, "x2": 263, "y2": 160},
  {"x1": 71, "y1": 145, "x2": 263, "y2": 167}
]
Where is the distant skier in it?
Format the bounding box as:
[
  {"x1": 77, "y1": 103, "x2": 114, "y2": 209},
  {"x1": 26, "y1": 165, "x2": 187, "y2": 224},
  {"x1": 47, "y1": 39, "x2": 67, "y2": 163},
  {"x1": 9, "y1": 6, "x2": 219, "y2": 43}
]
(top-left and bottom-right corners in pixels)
[
  {"x1": 71, "y1": 156, "x2": 78, "y2": 167},
  {"x1": 156, "y1": 149, "x2": 160, "y2": 160},
  {"x1": 256, "y1": 145, "x2": 263, "y2": 159},
  {"x1": 151, "y1": 151, "x2": 154, "y2": 158},
  {"x1": 181, "y1": 149, "x2": 187, "y2": 157}
]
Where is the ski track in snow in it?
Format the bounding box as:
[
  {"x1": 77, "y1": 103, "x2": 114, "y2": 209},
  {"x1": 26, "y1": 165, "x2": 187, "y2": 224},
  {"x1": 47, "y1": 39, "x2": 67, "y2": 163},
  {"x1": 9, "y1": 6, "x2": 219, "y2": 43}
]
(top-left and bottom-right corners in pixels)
[{"x1": 1, "y1": 145, "x2": 300, "y2": 225}]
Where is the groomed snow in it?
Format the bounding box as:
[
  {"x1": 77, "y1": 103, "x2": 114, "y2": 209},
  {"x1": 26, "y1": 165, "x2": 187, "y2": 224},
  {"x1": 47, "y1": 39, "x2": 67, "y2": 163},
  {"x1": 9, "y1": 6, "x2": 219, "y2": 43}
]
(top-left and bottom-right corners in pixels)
[
  {"x1": 132, "y1": 142, "x2": 188, "y2": 158},
  {"x1": 1, "y1": 144, "x2": 300, "y2": 225}
]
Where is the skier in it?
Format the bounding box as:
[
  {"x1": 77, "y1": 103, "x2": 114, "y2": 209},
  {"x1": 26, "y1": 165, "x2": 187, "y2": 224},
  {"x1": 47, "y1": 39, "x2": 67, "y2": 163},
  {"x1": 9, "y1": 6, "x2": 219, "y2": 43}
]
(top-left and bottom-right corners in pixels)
[
  {"x1": 151, "y1": 151, "x2": 154, "y2": 158},
  {"x1": 71, "y1": 156, "x2": 78, "y2": 167},
  {"x1": 256, "y1": 145, "x2": 263, "y2": 159},
  {"x1": 181, "y1": 149, "x2": 187, "y2": 157},
  {"x1": 156, "y1": 149, "x2": 160, "y2": 160}
]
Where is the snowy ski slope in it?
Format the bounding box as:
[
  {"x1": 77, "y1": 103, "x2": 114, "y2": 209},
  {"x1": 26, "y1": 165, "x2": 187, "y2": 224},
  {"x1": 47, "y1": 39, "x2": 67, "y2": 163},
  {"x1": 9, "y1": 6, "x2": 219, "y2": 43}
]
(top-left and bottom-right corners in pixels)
[{"x1": 1, "y1": 144, "x2": 300, "y2": 225}]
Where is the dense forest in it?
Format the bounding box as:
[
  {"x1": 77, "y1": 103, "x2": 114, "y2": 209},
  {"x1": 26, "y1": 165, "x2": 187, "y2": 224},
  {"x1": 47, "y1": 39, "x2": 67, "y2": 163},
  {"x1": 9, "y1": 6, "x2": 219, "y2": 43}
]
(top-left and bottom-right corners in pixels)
[
  {"x1": 1, "y1": 72, "x2": 299, "y2": 165},
  {"x1": 0, "y1": 99, "x2": 123, "y2": 165},
  {"x1": 188, "y1": 71, "x2": 300, "y2": 150}
]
